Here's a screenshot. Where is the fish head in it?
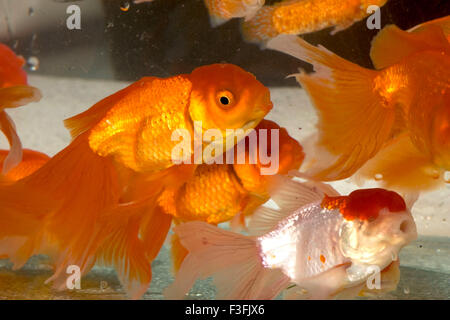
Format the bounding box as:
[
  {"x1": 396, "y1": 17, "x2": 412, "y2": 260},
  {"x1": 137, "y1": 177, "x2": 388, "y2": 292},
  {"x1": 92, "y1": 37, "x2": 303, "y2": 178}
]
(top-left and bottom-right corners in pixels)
[
  {"x1": 338, "y1": 189, "x2": 417, "y2": 270},
  {"x1": 0, "y1": 44, "x2": 28, "y2": 88},
  {"x1": 188, "y1": 63, "x2": 272, "y2": 153},
  {"x1": 252, "y1": 119, "x2": 304, "y2": 175},
  {"x1": 232, "y1": 120, "x2": 304, "y2": 193}
]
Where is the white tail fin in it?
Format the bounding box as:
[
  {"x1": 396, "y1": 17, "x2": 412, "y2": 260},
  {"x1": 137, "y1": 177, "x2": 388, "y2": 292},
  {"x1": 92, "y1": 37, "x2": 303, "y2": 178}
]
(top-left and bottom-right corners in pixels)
[{"x1": 164, "y1": 222, "x2": 289, "y2": 300}]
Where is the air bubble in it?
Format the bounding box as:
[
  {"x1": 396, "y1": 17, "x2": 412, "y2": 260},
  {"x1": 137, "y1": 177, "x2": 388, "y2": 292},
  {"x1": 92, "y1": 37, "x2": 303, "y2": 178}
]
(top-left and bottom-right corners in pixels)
[
  {"x1": 27, "y1": 56, "x2": 39, "y2": 71},
  {"x1": 374, "y1": 173, "x2": 383, "y2": 181},
  {"x1": 403, "y1": 287, "x2": 410, "y2": 295},
  {"x1": 444, "y1": 171, "x2": 450, "y2": 183},
  {"x1": 120, "y1": 1, "x2": 130, "y2": 11}
]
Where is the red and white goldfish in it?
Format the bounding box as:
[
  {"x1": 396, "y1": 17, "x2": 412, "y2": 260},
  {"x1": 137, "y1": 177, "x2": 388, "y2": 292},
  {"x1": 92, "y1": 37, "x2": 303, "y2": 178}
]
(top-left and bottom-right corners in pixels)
[
  {"x1": 0, "y1": 63, "x2": 272, "y2": 299},
  {"x1": 0, "y1": 44, "x2": 42, "y2": 174},
  {"x1": 164, "y1": 119, "x2": 304, "y2": 271},
  {"x1": 242, "y1": 0, "x2": 389, "y2": 45},
  {"x1": 164, "y1": 179, "x2": 417, "y2": 299},
  {"x1": 267, "y1": 16, "x2": 450, "y2": 193}
]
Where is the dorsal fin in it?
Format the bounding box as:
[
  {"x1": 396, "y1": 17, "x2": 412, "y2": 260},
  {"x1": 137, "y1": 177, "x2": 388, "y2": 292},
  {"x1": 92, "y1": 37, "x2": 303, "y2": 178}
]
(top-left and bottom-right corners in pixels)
[
  {"x1": 408, "y1": 15, "x2": 450, "y2": 39},
  {"x1": 63, "y1": 80, "x2": 142, "y2": 139},
  {"x1": 370, "y1": 21, "x2": 450, "y2": 70},
  {"x1": 248, "y1": 176, "x2": 339, "y2": 235}
]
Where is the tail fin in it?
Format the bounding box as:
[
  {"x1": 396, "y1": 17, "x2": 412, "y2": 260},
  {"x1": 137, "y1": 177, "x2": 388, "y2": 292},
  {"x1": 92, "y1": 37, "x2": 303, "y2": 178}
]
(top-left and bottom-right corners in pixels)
[
  {"x1": 267, "y1": 35, "x2": 395, "y2": 181},
  {"x1": 0, "y1": 135, "x2": 121, "y2": 277},
  {"x1": 96, "y1": 204, "x2": 172, "y2": 299},
  {"x1": 164, "y1": 222, "x2": 289, "y2": 299}
]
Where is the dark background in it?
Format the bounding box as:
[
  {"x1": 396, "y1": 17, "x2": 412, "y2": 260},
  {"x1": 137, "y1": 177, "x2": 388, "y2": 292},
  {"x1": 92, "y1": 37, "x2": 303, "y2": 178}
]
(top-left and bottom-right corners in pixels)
[{"x1": 2, "y1": 0, "x2": 450, "y2": 86}]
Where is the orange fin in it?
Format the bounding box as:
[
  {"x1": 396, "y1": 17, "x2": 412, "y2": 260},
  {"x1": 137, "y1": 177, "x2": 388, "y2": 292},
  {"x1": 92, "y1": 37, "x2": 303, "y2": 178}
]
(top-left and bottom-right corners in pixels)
[
  {"x1": 62, "y1": 79, "x2": 147, "y2": 139},
  {"x1": 0, "y1": 111, "x2": 22, "y2": 174},
  {"x1": 96, "y1": 204, "x2": 170, "y2": 299},
  {"x1": 267, "y1": 35, "x2": 394, "y2": 181},
  {"x1": 0, "y1": 85, "x2": 42, "y2": 174},
  {"x1": 170, "y1": 232, "x2": 189, "y2": 274},
  {"x1": 357, "y1": 133, "x2": 445, "y2": 192},
  {"x1": 164, "y1": 221, "x2": 290, "y2": 299},
  {"x1": 408, "y1": 15, "x2": 450, "y2": 39},
  {"x1": 0, "y1": 136, "x2": 123, "y2": 287},
  {"x1": 0, "y1": 149, "x2": 49, "y2": 181},
  {"x1": 370, "y1": 22, "x2": 450, "y2": 70},
  {"x1": 0, "y1": 85, "x2": 42, "y2": 109}
]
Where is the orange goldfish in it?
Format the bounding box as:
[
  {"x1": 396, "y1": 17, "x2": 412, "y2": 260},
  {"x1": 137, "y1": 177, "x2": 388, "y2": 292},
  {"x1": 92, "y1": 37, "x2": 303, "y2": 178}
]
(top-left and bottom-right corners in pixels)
[
  {"x1": 0, "y1": 44, "x2": 42, "y2": 174},
  {"x1": 242, "y1": 0, "x2": 389, "y2": 44},
  {"x1": 0, "y1": 63, "x2": 272, "y2": 299},
  {"x1": 267, "y1": 16, "x2": 450, "y2": 193},
  {"x1": 160, "y1": 119, "x2": 304, "y2": 271},
  {"x1": 164, "y1": 180, "x2": 416, "y2": 299}
]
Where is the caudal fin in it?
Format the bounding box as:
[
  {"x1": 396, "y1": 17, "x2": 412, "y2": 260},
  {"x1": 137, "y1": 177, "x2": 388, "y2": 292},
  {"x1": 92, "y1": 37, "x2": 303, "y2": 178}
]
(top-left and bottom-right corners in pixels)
[
  {"x1": 95, "y1": 204, "x2": 172, "y2": 299},
  {"x1": 267, "y1": 35, "x2": 395, "y2": 181},
  {"x1": 164, "y1": 222, "x2": 289, "y2": 299}
]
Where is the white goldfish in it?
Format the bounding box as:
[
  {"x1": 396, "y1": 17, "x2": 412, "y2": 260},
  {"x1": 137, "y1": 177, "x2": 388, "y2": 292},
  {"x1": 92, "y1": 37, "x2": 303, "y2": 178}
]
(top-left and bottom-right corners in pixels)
[{"x1": 164, "y1": 178, "x2": 417, "y2": 299}]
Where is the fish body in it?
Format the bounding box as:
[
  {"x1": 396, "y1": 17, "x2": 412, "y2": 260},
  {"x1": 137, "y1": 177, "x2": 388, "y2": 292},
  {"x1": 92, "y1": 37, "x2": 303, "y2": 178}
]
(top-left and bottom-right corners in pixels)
[
  {"x1": 267, "y1": 16, "x2": 450, "y2": 192},
  {"x1": 161, "y1": 119, "x2": 304, "y2": 225},
  {"x1": 242, "y1": 0, "x2": 389, "y2": 44},
  {"x1": 0, "y1": 64, "x2": 272, "y2": 299},
  {"x1": 159, "y1": 119, "x2": 304, "y2": 271},
  {"x1": 0, "y1": 44, "x2": 42, "y2": 174},
  {"x1": 164, "y1": 182, "x2": 417, "y2": 299}
]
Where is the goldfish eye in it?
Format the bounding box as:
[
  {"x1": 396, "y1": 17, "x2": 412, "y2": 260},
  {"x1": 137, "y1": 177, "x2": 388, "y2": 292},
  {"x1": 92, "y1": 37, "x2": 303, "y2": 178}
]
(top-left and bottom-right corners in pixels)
[{"x1": 216, "y1": 90, "x2": 235, "y2": 108}]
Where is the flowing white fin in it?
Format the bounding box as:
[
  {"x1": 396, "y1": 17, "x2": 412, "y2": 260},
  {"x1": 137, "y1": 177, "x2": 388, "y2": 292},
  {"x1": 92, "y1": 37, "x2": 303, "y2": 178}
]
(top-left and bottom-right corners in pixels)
[
  {"x1": 249, "y1": 175, "x2": 338, "y2": 235},
  {"x1": 164, "y1": 221, "x2": 289, "y2": 299}
]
